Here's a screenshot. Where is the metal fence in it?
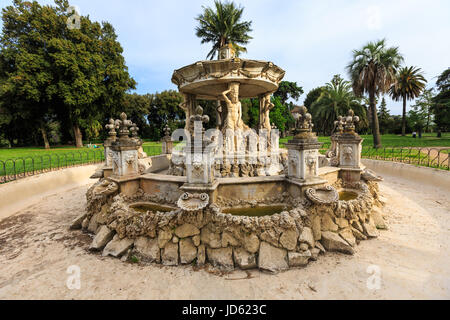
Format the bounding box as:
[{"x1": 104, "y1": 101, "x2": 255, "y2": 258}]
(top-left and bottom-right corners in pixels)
[
  {"x1": 360, "y1": 146, "x2": 450, "y2": 170},
  {"x1": 319, "y1": 143, "x2": 450, "y2": 170},
  {"x1": 0, "y1": 145, "x2": 162, "y2": 184}
]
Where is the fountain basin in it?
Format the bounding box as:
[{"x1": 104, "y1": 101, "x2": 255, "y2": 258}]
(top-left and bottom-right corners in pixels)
[
  {"x1": 222, "y1": 204, "x2": 292, "y2": 217},
  {"x1": 338, "y1": 190, "x2": 359, "y2": 201},
  {"x1": 130, "y1": 202, "x2": 177, "y2": 213}
]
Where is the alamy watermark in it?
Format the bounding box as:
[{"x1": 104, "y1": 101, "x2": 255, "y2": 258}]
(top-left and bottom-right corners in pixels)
[{"x1": 66, "y1": 265, "x2": 81, "y2": 290}]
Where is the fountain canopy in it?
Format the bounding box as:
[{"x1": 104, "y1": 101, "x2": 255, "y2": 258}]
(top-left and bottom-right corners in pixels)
[{"x1": 171, "y1": 47, "x2": 285, "y2": 100}]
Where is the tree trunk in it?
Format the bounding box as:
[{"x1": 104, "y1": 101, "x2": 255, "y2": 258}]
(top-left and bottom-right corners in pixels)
[
  {"x1": 40, "y1": 127, "x2": 50, "y2": 149},
  {"x1": 73, "y1": 124, "x2": 83, "y2": 148},
  {"x1": 401, "y1": 94, "x2": 407, "y2": 136},
  {"x1": 369, "y1": 92, "x2": 382, "y2": 149}
]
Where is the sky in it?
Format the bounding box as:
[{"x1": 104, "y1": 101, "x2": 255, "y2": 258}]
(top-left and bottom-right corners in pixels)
[{"x1": 1, "y1": 0, "x2": 449, "y2": 115}]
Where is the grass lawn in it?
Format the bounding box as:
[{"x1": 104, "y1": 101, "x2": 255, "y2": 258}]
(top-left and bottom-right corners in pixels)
[
  {"x1": 280, "y1": 133, "x2": 450, "y2": 148},
  {"x1": 0, "y1": 142, "x2": 162, "y2": 179}
]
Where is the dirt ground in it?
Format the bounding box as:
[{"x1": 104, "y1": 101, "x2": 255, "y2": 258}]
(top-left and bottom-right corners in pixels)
[{"x1": 0, "y1": 174, "x2": 449, "y2": 300}]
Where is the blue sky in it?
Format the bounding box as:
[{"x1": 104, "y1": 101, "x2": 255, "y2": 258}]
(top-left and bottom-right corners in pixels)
[{"x1": 1, "y1": 0, "x2": 449, "y2": 115}]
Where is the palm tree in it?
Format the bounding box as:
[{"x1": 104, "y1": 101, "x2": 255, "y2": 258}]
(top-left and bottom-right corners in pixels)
[
  {"x1": 311, "y1": 75, "x2": 368, "y2": 135},
  {"x1": 195, "y1": 0, "x2": 253, "y2": 60},
  {"x1": 389, "y1": 66, "x2": 427, "y2": 136},
  {"x1": 347, "y1": 39, "x2": 404, "y2": 148}
]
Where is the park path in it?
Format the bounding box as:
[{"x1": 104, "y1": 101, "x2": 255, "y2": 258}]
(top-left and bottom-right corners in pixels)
[{"x1": 0, "y1": 176, "x2": 449, "y2": 299}]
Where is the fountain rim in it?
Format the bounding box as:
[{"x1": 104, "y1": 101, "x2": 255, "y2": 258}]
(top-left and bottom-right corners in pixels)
[{"x1": 171, "y1": 58, "x2": 286, "y2": 100}]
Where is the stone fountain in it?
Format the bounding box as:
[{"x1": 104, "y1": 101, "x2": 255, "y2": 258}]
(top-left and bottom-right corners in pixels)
[{"x1": 73, "y1": 46, "x2": 387, "y2": 273}]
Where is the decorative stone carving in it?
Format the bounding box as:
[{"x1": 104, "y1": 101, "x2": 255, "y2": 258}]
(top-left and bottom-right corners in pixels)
[
  {"x1": 305, "y1": 186, "x2": 339, "y2": 205},
  {"x1": 286, "y1": 106, "x2": 322, "y2": 181},
  {"x1": 361, "y1": 169, "x2": 383, "y2": 182},
  {"x1": 92, "y1": 179, "x2": 119, "y2": 197},
  {"x1": 221, "y1": 82, "x2": 249, "y2": 133},
  {"x1": 105, "y1": 112, "x2": 143, "y2": 178},
  {"x1": 172, "y1": 59, "x2": 285, "y2": 100},
  {"x1": 177, "y1": 192, "x2": 210, "y2": 211},
  {"x1": 260, "y1": 92, "x2": 274, "y2": 132},
  {"x1": 161, "y1": 125, "x2": 173, "y2": 154}
]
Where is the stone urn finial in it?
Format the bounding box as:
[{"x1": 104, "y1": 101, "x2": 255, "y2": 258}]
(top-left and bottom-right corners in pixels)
[
  {"x1": 343, "y1": 109, "x2": 360, "y2": 134},
  {"x1": 334, "y1": 116, "x2": 345, "y2": 135},
  {"x1": 117, "y1": 112, "x2": 133, "y2": 138},
  {"x1": 105, "y1": 118, "x2": 117, "y2": 139},
  {"x1": 130, "y1": 123, "x2": 139, "y2": 138},
  {"x1": 163, "y1": 124, "x2": 171, "y2": 138},
  {"x1": 294, "y1": 106, "x2": 314, "y2": 139},
  {"x1": 189, "y1": 105, "x2": 210, "y2": 127}
]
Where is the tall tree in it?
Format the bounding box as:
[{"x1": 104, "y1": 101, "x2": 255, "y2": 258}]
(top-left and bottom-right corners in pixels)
[
  {"x1": 304, "y1": 86, "x2": 325, "y2": 110},
  {"x1": 389, "y1": 66, "x2": 427, "y2": 136},
  {"x1": 311, "y1": 75, "x2": 367, "y2": 135},
  {"x1": 412, "y1": 89, "x2": 434, "y2": 133},
  {"x1": 195, "y1": 0, "x2": 252, "y2": 59},
  {"x1": 148, "y1": 90, "x2": 184, "y2": 140},
  {"x1": 431, "y1": 68, "x2": 450, "y2": 137},
  {"x1": 347, "y1": 39, "x2": 403, "y2": 148},
  {"x1": 273, "y1": 81, "x2": 303, "y2": 106},
  {"x1": 0, "y1": 0, "x2": 135, "y2": 148},
  {"x1": 377, "y1": 97, "x2": 391, "y2": 135}
]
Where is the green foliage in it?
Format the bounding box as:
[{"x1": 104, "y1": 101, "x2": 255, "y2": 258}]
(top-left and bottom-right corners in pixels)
[
  {"x1": 304, "y1": 86, "x2": 325, "y2": 109},
  {"x1": 273, "y1": 81, "x2": 303, "y2": 106},
  {"x1": 0, "y1": 0, "x2": 135, "y2": 148},
  {"x1": 241, "y1": 98, "x2": 259, "y2": 128},
  {"x1": 389, "y1": 66, "x2": 427, "y2": 102},
  {"x1": 377, "y1": 98, "x2": 391, "y2": 135},
  {"x1": 347, "y1": 39, "x2": 404, "y2": 148},
  {"x1": 389, "y1": 66, "x2": 427, "y2": 135},
  {"x1": 147, "y1": 90, "x2": 184, "y2": 140},
  {"x1": 195, "y1": 0, "x2": 253, "y2": 59},
  {"x1": 432, "y1": 68, "x2": 450, "y2": 133},
  {"x1": 310, "y1": 75, "x2": 368, "y2": 135},
  {"x1": 270, "y1": 96, "x2": 294, "y2": 133}
]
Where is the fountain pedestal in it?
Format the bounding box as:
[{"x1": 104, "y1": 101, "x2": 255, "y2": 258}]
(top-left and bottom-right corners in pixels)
[
  {"x1": 285, "y1": 106, "x2": 323, "y2": 182},
  {"x1": 336, "y1": 110, "x2": 364, "y2": 183},
  {"x1": 110, "y1": 113, "x2": 142, "y2": 178},
  {"x1": 161, "y1": 125, "x2": 173, "y2": 155},
  {"x1": 181, "y1": 107, "x2": 219, "y2": 199}
]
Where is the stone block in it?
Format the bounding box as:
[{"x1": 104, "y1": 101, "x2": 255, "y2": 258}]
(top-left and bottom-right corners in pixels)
[
  {"x1": 102, "y1": 235, "x2": 134, "y2": 257},
  {"x1": 179, "y1": 238, "x2": 197, "y2": 264},
  {"x1": 207, "y1": 247, "x2": 234, "y2": 270},
  {"x1": 89, "y1": 225, "x2": 115, "y2": 251},
  {"x1": 134, "y1": 237, "x2": 160, "y2": 263},
  {"x1": 258, "y1": 241, "x2": 288, "y2": 273},
  {"x1": 321, "y1": 231, "x2": 354, "y2": 255},
  {"x1": 161, "y1": 242, "x2": 179, "y2": 266},
  {"x1": 233, "y1": 247, "x2": 257, "y2": 270}
]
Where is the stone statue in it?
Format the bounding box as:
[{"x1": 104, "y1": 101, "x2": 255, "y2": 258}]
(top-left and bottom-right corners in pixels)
[
  {"x1": 221, "y1": 82, "x2": 249, "y2": 132},
  {"x1": 260, "y1": 93, "x2": 274, "y2": 131}
]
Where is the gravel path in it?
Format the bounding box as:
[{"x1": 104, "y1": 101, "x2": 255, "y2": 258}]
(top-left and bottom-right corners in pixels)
[{"x1": 0, "y1": 174, "x2": 449, "y2": 300}]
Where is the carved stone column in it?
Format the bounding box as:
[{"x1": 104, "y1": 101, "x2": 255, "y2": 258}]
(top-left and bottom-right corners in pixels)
[
  {"x1": 336, "y1": 110, "x2": 363, "y2": 182},
  {"x1": 285, "y1": 106, "x2": 322, "y2": 181},
  {"x1": 161, "y1": 125, "x2": 173, "y2": 155},
  {"x1": 110, "y1": 113, "x2": 141, "y2": 178},
  {"x1": 184, "y1": 106, "x2": 216, "y2": 187},
  {"x1": 104, "y1": 119, "x2": 117, "y2": 168}
]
